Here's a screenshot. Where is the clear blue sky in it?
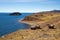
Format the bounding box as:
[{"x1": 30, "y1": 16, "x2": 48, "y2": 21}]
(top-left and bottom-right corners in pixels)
[{"x1": 0, "y1": 0, "x2": 60, "y2": 13}]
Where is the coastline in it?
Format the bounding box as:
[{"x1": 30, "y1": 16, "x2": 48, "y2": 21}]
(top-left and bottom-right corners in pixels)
[
  {"x1": 1, "y1": 11, "x2": 60, "y2": 40},
  {"x1": 18, "y1": 20, "x2": 46, "y2": 26},
  {"x1": 18, "y1": 20, "x2": 35, "y2": 26}
]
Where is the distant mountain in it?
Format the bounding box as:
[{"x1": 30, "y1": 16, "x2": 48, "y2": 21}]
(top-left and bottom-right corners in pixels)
[{"x1": 51, "y1": 10, "x2": 60, "y2": 12}]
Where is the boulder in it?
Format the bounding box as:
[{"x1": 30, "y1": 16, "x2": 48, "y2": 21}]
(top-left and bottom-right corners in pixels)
[
  {"x1": 30, "y1": 25, "x2": 41, "y2": 30},
  {"x1": 47, "y1": 24, "x2": 55, "y2": 29},
  {"x1": 30, "y1": 26, "x2": 36, "y2": 30}
]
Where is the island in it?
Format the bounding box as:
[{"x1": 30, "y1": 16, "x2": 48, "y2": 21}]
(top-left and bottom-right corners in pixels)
[
  {"x1": 9, "y1": 12, "x2": 21, "y2": 16},
  {"x1": 0, "y1": 10, "x2": 60, "y2": 40}
]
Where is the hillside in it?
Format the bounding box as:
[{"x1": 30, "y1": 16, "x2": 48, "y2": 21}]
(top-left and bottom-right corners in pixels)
[
  {"x1": 0, "y1": 10, "x2": 60, "y2": 40},
  {"x1": 21, "y1": 10, "x2": 60, "y2": 26}
]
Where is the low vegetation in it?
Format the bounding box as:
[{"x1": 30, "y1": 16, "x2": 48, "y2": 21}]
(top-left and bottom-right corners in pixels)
[{"x1": 0, "y1": 10, "x2": 60, "y2": 40}]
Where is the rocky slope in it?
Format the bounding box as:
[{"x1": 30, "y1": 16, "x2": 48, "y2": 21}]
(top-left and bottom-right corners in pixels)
[{"x1": 0, "y1": 10, "x2": 60, "y2": 40}]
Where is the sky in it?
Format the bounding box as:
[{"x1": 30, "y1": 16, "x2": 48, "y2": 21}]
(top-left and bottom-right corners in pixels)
[{"x1": 0, "y1": 0, "x2": 60, "y2": 13}]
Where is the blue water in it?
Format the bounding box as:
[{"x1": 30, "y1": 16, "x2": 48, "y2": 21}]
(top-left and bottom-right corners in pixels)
[{"x1": 0, "y1": 13, "x2": 31, "y2": 36}]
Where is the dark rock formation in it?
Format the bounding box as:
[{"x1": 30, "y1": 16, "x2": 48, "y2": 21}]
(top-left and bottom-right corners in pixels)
[
  {"x1": 31, "y1": 26, "x2": 36, "y2": 30},
  {"x1": 36, "y1": 25, "x2": 42, "y2": 29},
  {"x1": 47, "y1": 24, "x2": 55, "y2": 29},
  {"x1": 30, "y1": 25, "x2": 42, "y2": 30},
  {"x1": 9, "y1": 12, "x2": 21, "y2": 16}
]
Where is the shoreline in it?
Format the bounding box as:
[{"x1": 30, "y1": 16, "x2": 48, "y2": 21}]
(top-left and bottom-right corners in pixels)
[
  {"x1": 18, "y1": 20, "x2": 34, "y2": 26},
  {"x1": 18, "y1": 20, "x2": 45, "y2": 26},
  {"x1": 1, "y1": 11, "x2": 60, "y2": 40}
]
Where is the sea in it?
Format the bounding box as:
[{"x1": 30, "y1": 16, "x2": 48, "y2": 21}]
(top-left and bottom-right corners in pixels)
[{"x1": 0, "y1": 13, "x2": 32, "y2": 36}]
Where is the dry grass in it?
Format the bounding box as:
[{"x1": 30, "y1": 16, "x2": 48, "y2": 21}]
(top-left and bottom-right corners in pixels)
[{"x1": 0, "y1": 12, "x2": 60, "y2": 40}]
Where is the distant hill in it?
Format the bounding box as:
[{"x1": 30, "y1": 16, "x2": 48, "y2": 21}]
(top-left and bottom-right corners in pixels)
[
  {"x1": 51, "y1": 10, "x2": 60, "y2": 12},
  {"x1": 22, "y1": 10, "x2": 60, "y2": 21}
]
